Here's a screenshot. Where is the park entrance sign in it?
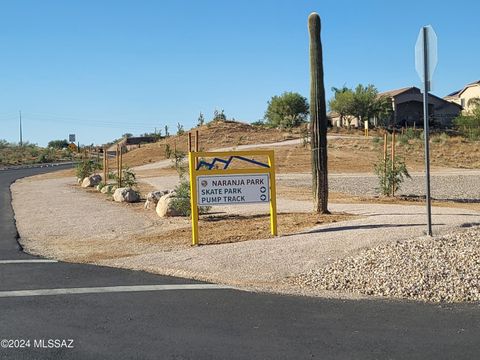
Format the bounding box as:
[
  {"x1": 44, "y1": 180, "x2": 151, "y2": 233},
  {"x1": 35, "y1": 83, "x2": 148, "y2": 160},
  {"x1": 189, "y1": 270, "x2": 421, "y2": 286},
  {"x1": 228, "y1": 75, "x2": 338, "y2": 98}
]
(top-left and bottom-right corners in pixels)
[
  {"x1": 189, "y1": 150, "x2": 277, "y2": 245},
  {"x1": 197, "y1": 174, "x2": 270, "y2": 206}
]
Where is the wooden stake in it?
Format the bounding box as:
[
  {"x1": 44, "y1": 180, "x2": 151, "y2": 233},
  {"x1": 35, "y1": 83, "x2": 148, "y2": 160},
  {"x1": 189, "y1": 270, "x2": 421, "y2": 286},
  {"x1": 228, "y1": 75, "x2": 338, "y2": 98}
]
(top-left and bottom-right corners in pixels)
[
  {"x1": 116, "y1": 144, "x2": 120, "y2": 186},
  {"x1": 119, "y1": 146, "x2": 123, "y2": 187},
  {"x1": 103, "y1": 147, "x2": 108, "y2": 185},
  {"x1": 194, "y1": 130, "x2": 199, "y2": 168},
  {"x1": 391, "y1": 130, "x2": 396, "y2": 196},
  {"x1": 195, "y1": 130, "x2": 199, "y2": 152},
  {"x1": 188, "y1": 132, "x2": 192, "y2": 152},
  {"x1": 383, "y1": 132, "x2": 388, "y2": 183}
]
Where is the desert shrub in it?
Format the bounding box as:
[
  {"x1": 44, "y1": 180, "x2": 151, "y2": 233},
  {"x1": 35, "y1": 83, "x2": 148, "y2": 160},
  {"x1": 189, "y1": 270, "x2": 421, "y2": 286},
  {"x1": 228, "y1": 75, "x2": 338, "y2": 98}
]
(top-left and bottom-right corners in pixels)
[
  {"x1": 177, "y1": 123, "x2": 185, "y2": 135},
  {"x1": 76, "y1": 158, "x2": 100, "y2": 180},
  {"x1": 454, "y1": 113, "x2": 480, "y2": 140},
  {"x1": 251, "y1": 119, "x2": 265, "y2": 126},
  {"x1": 374, "y1": 156, "x2": 411, "y2": 196},
  {"x1": 403, "y1": 127, "x2": 422, "y2": 140},
  {"x1": 170, "y1": 180, "x2": 210, "y2": 217},
  {"x1": 115, "y1": 167, "x2": 137, "y2": 188},
  {"x1": 172, "y1": 149, "x2": 187, "y2": 179},
  {"x1": 164, "y1": 144, "x2": 172, "y2": 159},
  {"x1": 398, "y1": 135, "x2": 409, "y2": 146}
]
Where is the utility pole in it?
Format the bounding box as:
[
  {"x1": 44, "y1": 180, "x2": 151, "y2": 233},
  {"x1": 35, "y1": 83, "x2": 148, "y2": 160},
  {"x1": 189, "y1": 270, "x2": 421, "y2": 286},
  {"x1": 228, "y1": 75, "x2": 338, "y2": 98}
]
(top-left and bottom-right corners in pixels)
[{"x1": 19, "y1": 110, "x2": 23, "y2": 146}]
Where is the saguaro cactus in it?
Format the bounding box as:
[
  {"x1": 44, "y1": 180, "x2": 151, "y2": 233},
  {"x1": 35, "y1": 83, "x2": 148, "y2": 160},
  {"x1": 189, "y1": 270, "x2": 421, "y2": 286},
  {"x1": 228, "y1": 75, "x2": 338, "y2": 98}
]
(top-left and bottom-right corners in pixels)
[{"x1": 308, "y1": 12, "x2": 329, "y2": 214}]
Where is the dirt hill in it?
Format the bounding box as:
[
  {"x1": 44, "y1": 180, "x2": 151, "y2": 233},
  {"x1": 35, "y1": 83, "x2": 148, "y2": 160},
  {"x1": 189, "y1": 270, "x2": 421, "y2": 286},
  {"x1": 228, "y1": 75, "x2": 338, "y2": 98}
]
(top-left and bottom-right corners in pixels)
[
  {"x1": 121, "y1": 120, "x2": 302, "y2": 168},
  {"x1": 120, "y1": 120, "x2": 480, "y2": 174}
]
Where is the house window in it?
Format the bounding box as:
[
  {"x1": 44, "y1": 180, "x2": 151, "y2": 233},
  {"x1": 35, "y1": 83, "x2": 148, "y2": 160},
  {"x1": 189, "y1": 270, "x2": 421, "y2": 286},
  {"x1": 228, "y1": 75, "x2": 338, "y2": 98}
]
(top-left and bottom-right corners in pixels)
[{"x1": 461, "y1": 98, "x2": 466, "y2": 108}]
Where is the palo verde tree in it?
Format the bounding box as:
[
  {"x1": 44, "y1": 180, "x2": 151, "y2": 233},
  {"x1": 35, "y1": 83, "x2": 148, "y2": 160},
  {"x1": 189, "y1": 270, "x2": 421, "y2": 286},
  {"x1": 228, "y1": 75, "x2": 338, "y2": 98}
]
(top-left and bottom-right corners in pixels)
[
  {"x1": 47, "y1": 139, "x2": 69, "y2": 149},
  {"x1": 308, "y1": 12, "x2": 329, "y2": 214},
  {"x1": 329, "y1": 84, "x2": 392, "y2": 128},
  {"x1": 328, "y1": 86, "x2": 355, "y2": 128},
  {"x1": 264, "y1": 92, "x2": 309, "y2": 129}
]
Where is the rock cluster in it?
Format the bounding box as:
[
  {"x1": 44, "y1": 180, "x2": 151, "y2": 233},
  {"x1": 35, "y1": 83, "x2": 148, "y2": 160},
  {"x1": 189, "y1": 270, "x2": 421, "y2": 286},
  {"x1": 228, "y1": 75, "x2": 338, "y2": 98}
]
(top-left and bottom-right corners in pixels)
[
  {"x1": 295, "y1": 226, "x2": 480, "y2": 303},
  {"x1": 81, "y1": 174, "x2": 102, "y2": 188},
  {"x1": 113, "y1": 187, "x2": 139, "y2": 203},
  {"x1": 144, "y1": 190, "x2": 170, "y2": 210},
  {"x1": 155, "y1": 191, "x2": 182, "y2": 217}
]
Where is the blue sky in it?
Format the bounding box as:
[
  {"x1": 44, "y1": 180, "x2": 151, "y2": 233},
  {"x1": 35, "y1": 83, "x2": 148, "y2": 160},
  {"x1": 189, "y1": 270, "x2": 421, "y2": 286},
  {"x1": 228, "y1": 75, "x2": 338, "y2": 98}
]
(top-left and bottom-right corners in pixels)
[{"x1": 0, "y1": 0, "x2": 478, "y2": 146}]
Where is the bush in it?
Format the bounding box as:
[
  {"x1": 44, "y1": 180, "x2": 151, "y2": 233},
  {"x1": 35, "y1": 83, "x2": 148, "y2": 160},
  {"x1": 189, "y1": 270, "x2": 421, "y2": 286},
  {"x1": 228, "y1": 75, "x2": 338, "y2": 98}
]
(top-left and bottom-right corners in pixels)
[
  {"x1": 170, "y1": 180, "x2": 211, "y2": 217},
  {"x1": 374, "y1": 156, "x2": 411, "y2": 196},
  {"x1": 454, "y1": 114, "x2": 480, "y2": 140},
  {"x1": 164, "y1": 144, "x2": 172, "y2": 159},
  {"x1": 172, "y1": 149, "x2": 187, "y2": 179},
  {"x1": 264, "y1": 92, "x2": 309, "y2": 129},
  {"x1": 76, "y1": 159, "x2": 100, "y2": 180},
  {"x1": 115, "y1": 167, "x2": 137, "y2": 188}
]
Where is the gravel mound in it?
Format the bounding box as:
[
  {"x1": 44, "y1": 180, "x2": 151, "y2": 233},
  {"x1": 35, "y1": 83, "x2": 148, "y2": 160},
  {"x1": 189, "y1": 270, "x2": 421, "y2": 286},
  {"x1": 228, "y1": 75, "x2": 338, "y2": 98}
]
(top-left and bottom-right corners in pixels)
[{"x1": 295, "y1": 226, "x2": 480, "y2": 303}]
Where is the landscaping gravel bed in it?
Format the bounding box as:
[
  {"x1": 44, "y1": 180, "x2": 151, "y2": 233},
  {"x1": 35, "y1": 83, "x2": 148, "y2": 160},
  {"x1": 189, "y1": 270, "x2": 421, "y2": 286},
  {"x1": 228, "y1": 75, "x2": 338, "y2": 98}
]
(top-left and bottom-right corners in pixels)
[
  {"x1": 295, "y1": 226, "x2": 480, "y2": 303},
  {"x1": 278, "y1": 171, "x2": 480, "y2": 201}
]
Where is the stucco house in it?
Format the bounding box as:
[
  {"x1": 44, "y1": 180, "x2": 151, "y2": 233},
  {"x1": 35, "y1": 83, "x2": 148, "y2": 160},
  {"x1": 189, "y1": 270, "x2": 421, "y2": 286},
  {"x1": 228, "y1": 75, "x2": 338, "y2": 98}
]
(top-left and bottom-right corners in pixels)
[
  {"x1": 444, "y1": 80, "x2": 480, "y2": 114},
  {"x1": 377, "y1": 87, "x2": 462, "y2": 128},
  {"x1": 329, "y1": 86, "x2": 461, "y2": 128}
]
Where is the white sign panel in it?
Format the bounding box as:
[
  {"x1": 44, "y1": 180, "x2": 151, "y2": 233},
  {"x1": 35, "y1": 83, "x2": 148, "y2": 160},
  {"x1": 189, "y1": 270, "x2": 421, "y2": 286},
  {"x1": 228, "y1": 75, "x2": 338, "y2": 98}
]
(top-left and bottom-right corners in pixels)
[
  {"x1": 415, "y1": 25, "x2": 437, "y2": 83},
  {"x1": 197, "y1": 174, "x2": 270, "y2": 206}
]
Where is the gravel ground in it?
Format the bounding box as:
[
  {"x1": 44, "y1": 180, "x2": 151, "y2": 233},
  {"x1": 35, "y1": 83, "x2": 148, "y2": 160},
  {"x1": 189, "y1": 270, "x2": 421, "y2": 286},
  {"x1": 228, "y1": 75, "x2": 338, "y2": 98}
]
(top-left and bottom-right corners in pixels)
[
  {"x1": 278, "y1": 169, "x2": 480, "y2": 200},
  {"x1": 295, "y1": 226, "x2": 480, "y2": 303},
  {"x1": 11, "y1": 174, "x2": 480, "y2": 302}
]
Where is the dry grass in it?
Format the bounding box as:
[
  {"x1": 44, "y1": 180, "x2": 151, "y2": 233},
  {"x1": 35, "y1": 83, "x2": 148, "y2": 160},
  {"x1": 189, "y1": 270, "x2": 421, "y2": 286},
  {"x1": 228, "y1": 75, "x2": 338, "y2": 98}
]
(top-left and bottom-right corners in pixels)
[
  {"x1": 121, "y1": 120, "x2": 302, "y2": 168},
  {"x1": 121, "y1": 121, "x2": 480, "y2": 174}
]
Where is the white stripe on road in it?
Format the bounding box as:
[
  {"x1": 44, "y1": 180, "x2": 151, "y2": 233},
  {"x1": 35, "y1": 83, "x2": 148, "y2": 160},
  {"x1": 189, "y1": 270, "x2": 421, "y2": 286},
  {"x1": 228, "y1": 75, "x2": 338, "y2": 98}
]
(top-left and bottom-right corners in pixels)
[
  {"x1": 0, "y1": 284, "x2": 233, "y2": 298},
  {"x1": 0, "y1": 260, "x2": 58, "y2": 264}
]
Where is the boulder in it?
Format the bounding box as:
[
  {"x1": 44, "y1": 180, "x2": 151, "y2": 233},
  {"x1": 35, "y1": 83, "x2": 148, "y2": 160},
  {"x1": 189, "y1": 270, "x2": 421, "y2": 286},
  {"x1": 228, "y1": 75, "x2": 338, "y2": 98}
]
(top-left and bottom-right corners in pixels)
[
  {"x1": 144, "y1": 190, "x2": 170, "y2": 210},
  {"x1": 81, "y1": 174, "x2": 102, "y2": 188},
  {"x1": 113, "y1": 187, "x2": 139, "y2": 203},
  {"x1": 155, "y1": 192, "x2": 182, "y2": 217}
]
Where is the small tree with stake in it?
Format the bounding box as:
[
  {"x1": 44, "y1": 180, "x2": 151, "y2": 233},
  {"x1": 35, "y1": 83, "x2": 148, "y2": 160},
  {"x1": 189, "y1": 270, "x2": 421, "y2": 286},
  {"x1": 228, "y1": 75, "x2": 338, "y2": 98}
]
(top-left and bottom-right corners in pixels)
[{"x1": 308, "y1": 12, "x2": 329, "y2": 214}]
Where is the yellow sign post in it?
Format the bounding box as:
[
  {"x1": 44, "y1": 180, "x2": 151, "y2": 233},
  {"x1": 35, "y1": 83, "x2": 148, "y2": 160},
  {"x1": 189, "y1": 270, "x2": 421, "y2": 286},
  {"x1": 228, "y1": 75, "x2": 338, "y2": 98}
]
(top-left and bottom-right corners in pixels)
[{"x1": 189, "y1": 150, "x2": 277, "y2": 246}]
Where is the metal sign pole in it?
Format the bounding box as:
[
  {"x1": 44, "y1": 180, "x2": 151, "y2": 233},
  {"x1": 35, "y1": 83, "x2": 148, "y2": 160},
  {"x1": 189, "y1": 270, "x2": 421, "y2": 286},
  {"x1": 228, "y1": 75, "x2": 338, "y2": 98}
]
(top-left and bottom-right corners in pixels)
[{"x1": 422, "y1": 26, "x2": 433, "y2": 236}]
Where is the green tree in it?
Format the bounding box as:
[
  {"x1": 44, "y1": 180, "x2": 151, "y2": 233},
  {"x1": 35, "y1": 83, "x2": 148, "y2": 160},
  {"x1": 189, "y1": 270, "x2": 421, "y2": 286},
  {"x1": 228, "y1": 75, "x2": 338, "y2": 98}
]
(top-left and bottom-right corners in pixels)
[
  {"x1": 176, "y1": 123, "x2": 185, "y2": 135},
  {"x1": 197, "y1": 112, "x2": 205, "y2": 126},
  {"x1": 454, "y1": 100, "x2": 480, "y2": 140},
  {"x1": 122, "y1": 133, "x2": 133, "y2": 138},
  {"x1": 331, "y1": 84, "x2": 391, "y2": 128},
  {"x1": 328, "y1": 86, "x2": 355, "y2": 128},
  {"x1": 47, "y1": 139, "x2": 69, "y2": 149},
  {"x1": 350, "y1": 84, "x2": 380, "y2": 126},
  {"x1": 264, "y1": 92, "x2": 309, "y2": 129},
  {"x1": 212, "y1": 109, "x2": 226, "y2": 121}
]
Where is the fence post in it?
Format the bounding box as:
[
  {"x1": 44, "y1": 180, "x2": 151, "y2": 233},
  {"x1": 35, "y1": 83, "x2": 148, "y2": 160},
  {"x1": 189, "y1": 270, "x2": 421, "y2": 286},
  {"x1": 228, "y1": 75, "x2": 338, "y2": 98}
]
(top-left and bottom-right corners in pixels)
[
  {"x1": 383, "y1": 132, "x2": 388, "y2": 187},
  {"x1": 391, "y1": 130, "x2": 396, "y2": 196}
]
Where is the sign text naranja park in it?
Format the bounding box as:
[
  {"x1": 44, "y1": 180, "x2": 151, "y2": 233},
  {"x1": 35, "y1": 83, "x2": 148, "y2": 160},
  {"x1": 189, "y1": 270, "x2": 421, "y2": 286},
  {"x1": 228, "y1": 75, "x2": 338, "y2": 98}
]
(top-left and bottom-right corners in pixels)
[
  {"x1": 188, "y1": 150, "x2": 277, "y2": 245},
  {"x1": 197, "y1": 174, "x2": 270, "y2": 206}
]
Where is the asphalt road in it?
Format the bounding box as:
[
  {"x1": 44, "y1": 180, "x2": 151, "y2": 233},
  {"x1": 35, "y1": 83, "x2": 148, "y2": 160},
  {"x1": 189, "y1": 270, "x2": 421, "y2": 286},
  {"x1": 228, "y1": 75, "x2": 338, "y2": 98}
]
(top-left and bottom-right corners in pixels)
[{"x1": 1, "y1": 166, "x2": 479, "y2": 359}]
